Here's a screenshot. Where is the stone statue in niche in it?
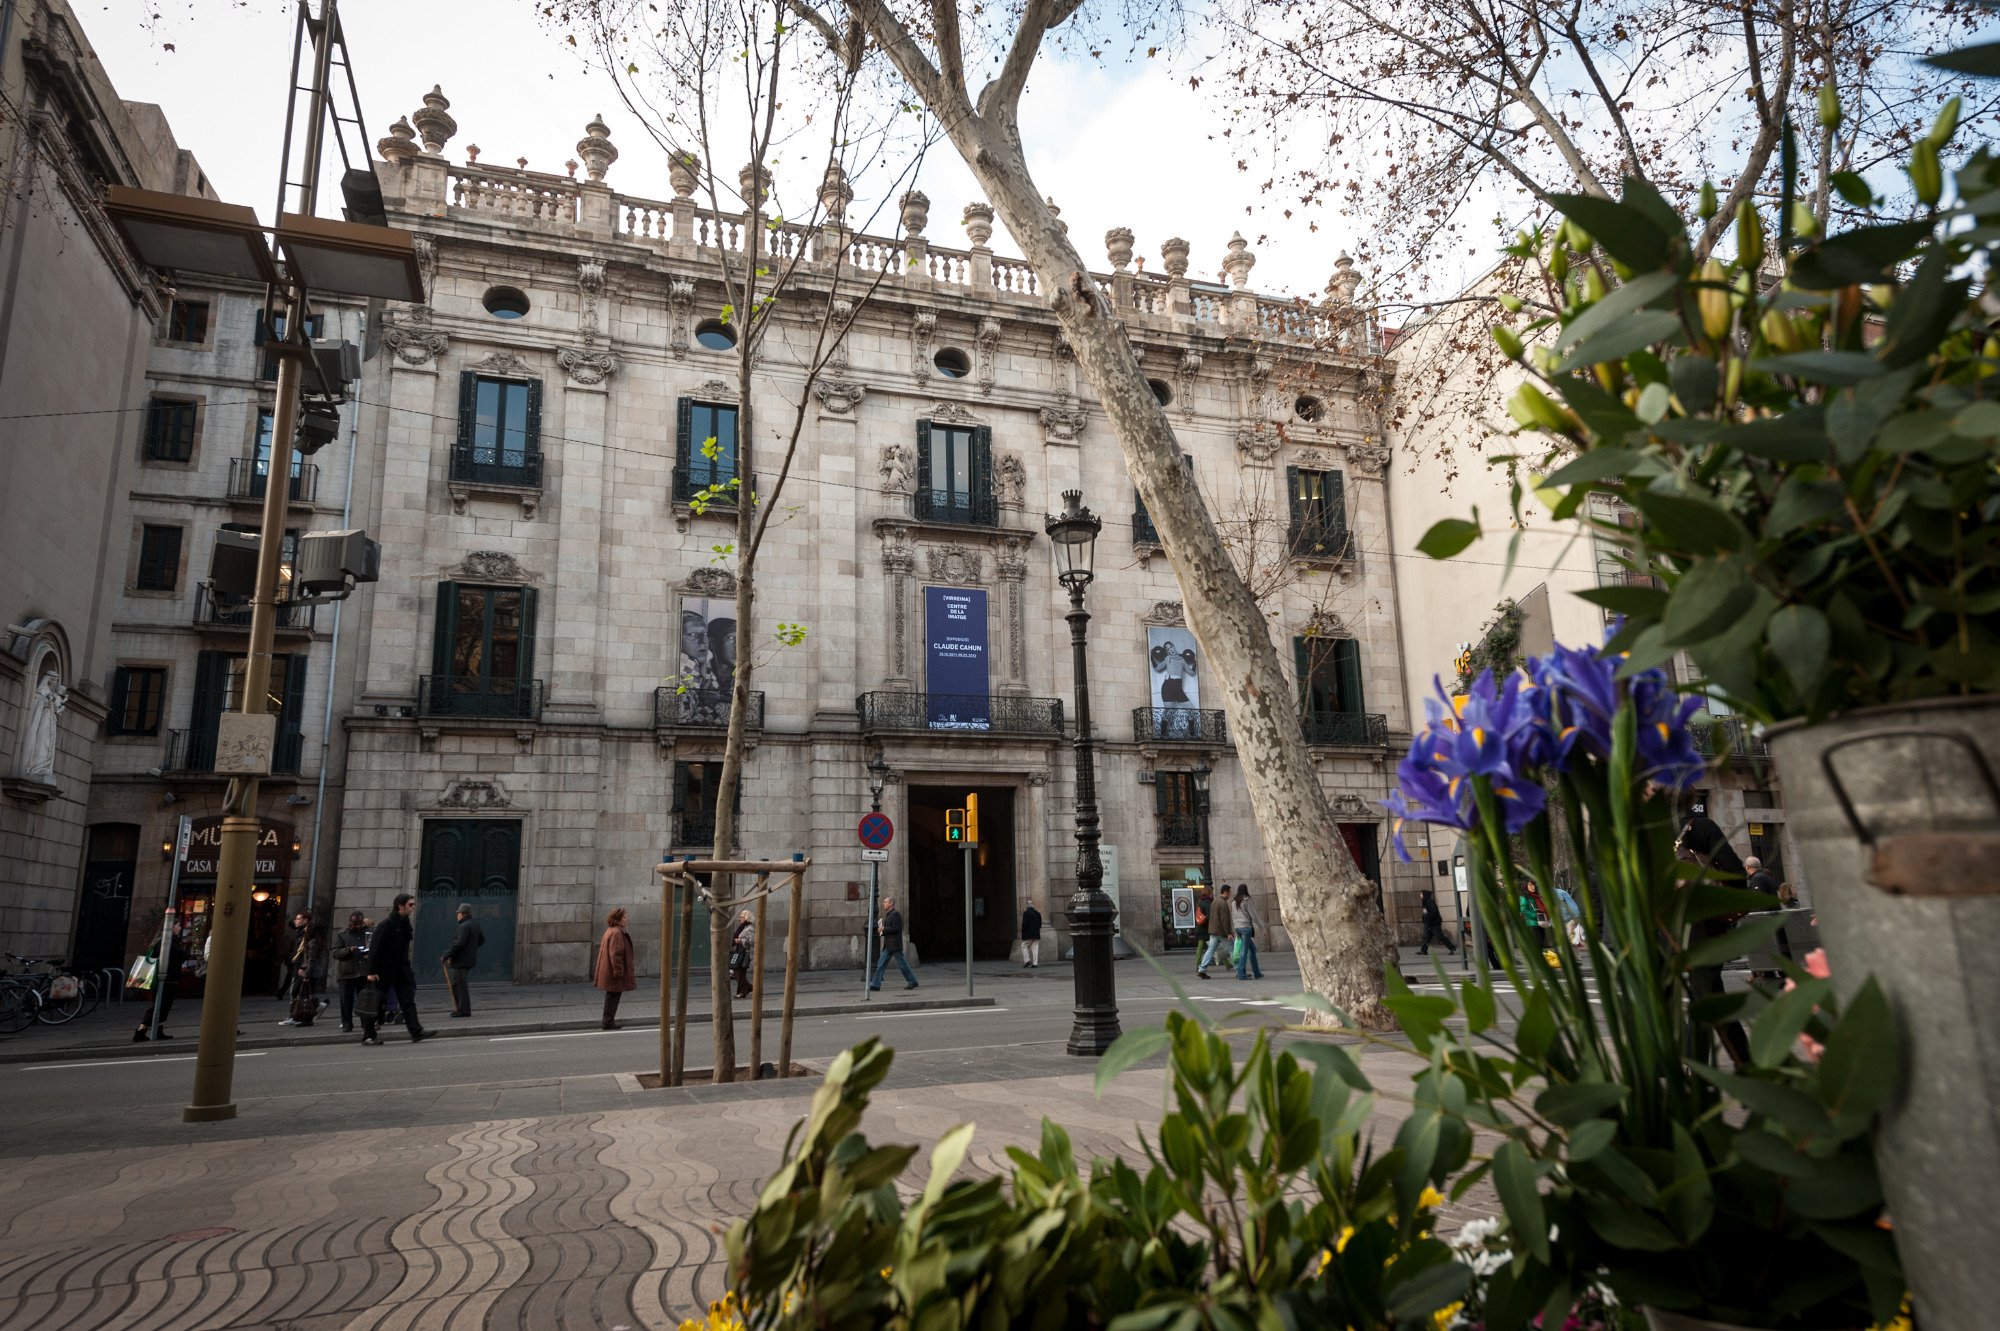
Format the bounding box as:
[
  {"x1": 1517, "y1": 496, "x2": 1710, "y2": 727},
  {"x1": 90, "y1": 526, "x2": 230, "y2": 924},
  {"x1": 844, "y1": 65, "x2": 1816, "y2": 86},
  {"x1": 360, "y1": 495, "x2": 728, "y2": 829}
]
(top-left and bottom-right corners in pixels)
[
  {"x1": 20, "y1": 670, "x2": 65, "y2": 784},
  {"x1": 996, "y1": 453, "x2": 1026, "y2": 509}
]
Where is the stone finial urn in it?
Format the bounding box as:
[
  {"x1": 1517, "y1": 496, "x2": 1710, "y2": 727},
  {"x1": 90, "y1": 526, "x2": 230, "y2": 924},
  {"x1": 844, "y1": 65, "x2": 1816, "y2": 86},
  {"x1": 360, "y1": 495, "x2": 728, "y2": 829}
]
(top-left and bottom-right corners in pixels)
[
  {"x1": 411, "y1": 86, "x2": 456, "y2": 156},
  {"x1": 963, "y1": 201, "x2": 995, "y2": 247},
  {"x1": 575, "y1": 115, "x2": 618, "y2": 183},
  {"x1": 819, "y1": 162, "x2": 853, "y2": 222},
  {"x1": 1161, "y1": 236, "x2": 1190, "y2": 280},
  {"x1": 377, "y1": 116, "x2": 419, "y2": 166},
  {"x1": 1221, "y1": 232, "x2": 1257, "y2": 289},
  {"x1": 900, "y1": 190, "x2": 930, "y2": 237},
  {"x1": 1105, "y1": 227, "x2": 1135, "y2": 271},
  {"x1": 669, "y1": 149, "x2": 702, "y2": 199},
  {"x1": 739, "y1": 161, "x2": 769, "y2": 209},
  {"x1": 1330, "y1": 252, "x2": 1361, "y2": 303}
]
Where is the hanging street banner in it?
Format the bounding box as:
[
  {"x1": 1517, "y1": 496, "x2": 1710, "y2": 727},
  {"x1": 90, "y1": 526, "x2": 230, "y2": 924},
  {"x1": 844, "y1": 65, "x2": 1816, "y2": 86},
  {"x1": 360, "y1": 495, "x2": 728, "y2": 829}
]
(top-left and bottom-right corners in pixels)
[{"x1": 924, "y1": 586, "x2": 990, "y2": 730}]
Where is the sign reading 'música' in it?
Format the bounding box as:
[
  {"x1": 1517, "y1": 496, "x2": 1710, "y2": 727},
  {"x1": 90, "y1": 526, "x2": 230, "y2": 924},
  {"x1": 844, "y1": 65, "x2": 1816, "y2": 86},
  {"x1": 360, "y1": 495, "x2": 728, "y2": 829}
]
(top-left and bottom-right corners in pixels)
[
  {"x1": 924, "y1": 586, "x2": 989, "y2": 730},
  {"x1": 179, "y1": 816, "x2": 294, "y2": 884}
]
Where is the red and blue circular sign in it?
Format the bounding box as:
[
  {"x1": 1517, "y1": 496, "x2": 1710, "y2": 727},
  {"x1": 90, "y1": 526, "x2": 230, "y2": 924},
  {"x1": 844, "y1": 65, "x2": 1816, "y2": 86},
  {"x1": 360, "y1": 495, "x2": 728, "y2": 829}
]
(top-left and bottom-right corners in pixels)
[{"x1": 857, "y1": 812, "x2": 895, "y2": 849}]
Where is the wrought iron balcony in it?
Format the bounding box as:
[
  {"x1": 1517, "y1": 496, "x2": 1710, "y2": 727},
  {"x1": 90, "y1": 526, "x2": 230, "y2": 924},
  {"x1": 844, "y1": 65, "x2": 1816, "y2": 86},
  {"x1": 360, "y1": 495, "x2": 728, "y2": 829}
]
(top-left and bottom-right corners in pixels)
[
  {"x1": 670, "y1": 462, "x2": 757, "y2": 507},
  {"x1": 165, "y1": 725, "x2": 303, "y2": 775},
  {"x1": 655, "y1": 686, "x2": 764, "y2": 730},
  {"x1": 193, "y1": 583, "x2": 316, "y2": 633},
  {"x1": 1691, "y1": 716, "x2": 1770, "y2": 761},
  {"x1": 226, "y1": 458, "x2": 318, "y2": 504},
  {"x1": 914, "y1": 487, "x2": 999, "y2": 528},
  {"x1": 417, "y1": 675, "x2": 546, "y2": 721},
  {"x1": 1156, "y1": 813, "x2": 1203, "y2": 848},
  {"x1": 856, "y1": 690, "x2": 1064, "y2": 736},
  {"x1": 675, "y1": 809, "x2": 718, "y2": 850},
  {"x1": 1132, "y1": 706, "x2": 1229, "y2": 744},
  {"x1": 449, "y1": 442, "x2": 544, "y2": 489},
  {"x1": 1132, "y1": 508, "x2": 1161, "y2": 546},
  {"x1": 1301, "y1": 711, "x2": 1389, "y2": 746},
  {"x1": 1289, "y1": 518, "x2": 1353, "y2": 562}
]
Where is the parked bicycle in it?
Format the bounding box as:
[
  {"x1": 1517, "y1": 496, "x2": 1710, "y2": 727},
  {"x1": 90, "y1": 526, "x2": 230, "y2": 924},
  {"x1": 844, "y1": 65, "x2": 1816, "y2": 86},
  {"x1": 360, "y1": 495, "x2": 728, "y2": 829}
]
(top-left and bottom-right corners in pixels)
[{"x1": 0, "y1": 954, "x2": 91, "y2": 1034}]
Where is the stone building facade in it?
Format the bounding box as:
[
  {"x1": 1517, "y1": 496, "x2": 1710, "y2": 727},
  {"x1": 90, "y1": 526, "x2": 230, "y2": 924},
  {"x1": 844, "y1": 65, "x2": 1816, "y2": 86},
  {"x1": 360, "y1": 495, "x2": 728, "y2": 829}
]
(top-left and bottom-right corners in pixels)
[
  {"x1": 0, "y1": 0, "x2": 215, "y2": 962},
  {"x1": 84, "y1": 276, "x2": 366, "y2": 988},
  {"x1": 324, "y1": 92, "x2": 1423, "y2": 980}
]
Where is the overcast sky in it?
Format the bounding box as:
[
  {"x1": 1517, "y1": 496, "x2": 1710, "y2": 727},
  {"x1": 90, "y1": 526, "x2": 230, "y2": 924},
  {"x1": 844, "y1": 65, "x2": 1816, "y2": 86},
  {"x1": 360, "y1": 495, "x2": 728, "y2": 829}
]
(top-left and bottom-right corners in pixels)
[{"x1": 80, "y1": 0, "x2": 1384, "y2": 300}]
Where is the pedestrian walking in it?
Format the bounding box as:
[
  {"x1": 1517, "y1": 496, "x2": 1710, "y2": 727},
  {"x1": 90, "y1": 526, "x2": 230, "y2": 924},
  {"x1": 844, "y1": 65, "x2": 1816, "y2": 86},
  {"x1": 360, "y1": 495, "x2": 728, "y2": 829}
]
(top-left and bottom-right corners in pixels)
[
  {"x1": 1743, "y1": 856, "x2": 1795, "y2": 974},
  {"x1": 1195, "y1": 883, "x2": 1231, "y2": 979},
  {"x1": 1417, "y1": 889, "x2": 1455, "y2": 955},
  {"x1": 442, "y1": 903, "x2": 485, "y2": 1018},
  {"x1": 729, "y1": 909, "x2": 756, "y2": 1000},
  {"x1": 277, "y1": 911, "x2": 308, "y2": 1000},
  {"x1": 360, "y1": 893, "x2": 429, "y2": 1046},
  {"x1": 595, "y1": 908, "x2": 637, "y2": 1030},
  {"x1": 331, "y1": 911, "x2": 370, "y2": 1032},
  {"x1": 281, "y1": 914, "x2": 327, "y2": 1026},
  {"x1": 1555, "y1": 885, "x2": 1586, "y2": 947},
  {"x1": 131, "y1": 923, "x2": 190, "y2": 1042},
  {"x1": 1020, "y1": 898, "x2": 1043, "y2": 968},
  {"x1": 1231, "y1": 884, "x2": 1264, "y2": 981},
  {"x1": 867, "y1": 896, "x2": 919, "y2": 990}
]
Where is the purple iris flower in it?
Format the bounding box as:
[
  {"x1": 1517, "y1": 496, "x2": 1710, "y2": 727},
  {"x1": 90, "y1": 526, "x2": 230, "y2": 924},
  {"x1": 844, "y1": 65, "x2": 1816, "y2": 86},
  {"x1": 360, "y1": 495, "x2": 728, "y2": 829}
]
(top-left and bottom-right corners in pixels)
[
  {"x1": 1383, "y1": 669, "x2": 1549, "y2": 857},
  {"x1": 1630, "y1": 668, "x2": 1707, "y2": 789},
  {"x1": 1527, "y1": 640, "x2": 1621, "y2": 767},
  {"x1": 1384, "y1": 733, "x2": 1472, "y2": 860}
]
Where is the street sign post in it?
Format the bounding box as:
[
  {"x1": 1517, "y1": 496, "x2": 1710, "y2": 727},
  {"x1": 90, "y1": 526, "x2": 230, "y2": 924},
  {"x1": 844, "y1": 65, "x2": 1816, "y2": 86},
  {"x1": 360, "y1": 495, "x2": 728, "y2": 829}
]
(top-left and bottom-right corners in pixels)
[{"x1": 857, "y1": 813, "x2": 894, "y2": 1000}]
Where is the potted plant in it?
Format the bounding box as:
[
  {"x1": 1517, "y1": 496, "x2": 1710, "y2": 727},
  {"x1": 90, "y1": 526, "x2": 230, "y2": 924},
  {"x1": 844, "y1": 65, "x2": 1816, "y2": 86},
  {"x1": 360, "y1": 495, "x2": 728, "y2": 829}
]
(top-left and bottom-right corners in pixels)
[
  {"x1": 1378, "y1": 642, "x2": 1905, "y2": 1331},
  {"x1": 1414, "y1": 96, "x2": 2000, "y2": 1322}
]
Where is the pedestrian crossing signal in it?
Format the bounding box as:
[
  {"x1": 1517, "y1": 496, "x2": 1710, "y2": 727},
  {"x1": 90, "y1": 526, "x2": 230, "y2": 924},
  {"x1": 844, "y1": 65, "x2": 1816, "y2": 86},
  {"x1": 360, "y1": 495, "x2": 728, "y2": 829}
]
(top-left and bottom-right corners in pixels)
[{"x1": 946, "y1": 808, "x2": 966, "y2": 842}]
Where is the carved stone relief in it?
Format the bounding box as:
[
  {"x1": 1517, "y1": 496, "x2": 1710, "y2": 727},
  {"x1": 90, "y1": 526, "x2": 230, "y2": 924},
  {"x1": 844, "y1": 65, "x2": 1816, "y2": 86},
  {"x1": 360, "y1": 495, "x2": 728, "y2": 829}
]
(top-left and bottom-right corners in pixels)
[
  {"x1": 995, "y1": 453, "x2": 1026, "y2": 510},
  {"x1": 684, "y1": 566, "x2": 736, "y2": 596},
  {"x1": 1177, "y1": 349, "x2": 1202, "y2": 421},
  {"x1": 976, "y1": 317, "x2": 1001, "y2": 397},
  {"x1": 1346, "y1": 436, "x2": 1390, "y2": 479},
  {"x1": 1052, "y1": 331, "x2": 1077, "y2": 403},
  {"x1": 666, "y1": 279, "x2": 695, "y2": 359},
  {"x1": 1302, "y1": 607, "x2": 1350, "y2": 639},
  {"x1": 557, "y1": 346, "x2": 616, "y2": 386},
  {"x1": 1328, "y1": 791, "x2": 1376, "y2": 820},
  {"x1": 911, "y1": 310, "x2": 937, "y2": 383},
  {"x1": 439, "y1": 778, "x2": 512, "y2": 810},
  {"x1": 995, "y1": 535, "x2": 1030, "y2": 582},
  {"x1": 879, "y1": 525, "x2": 915, "y2": 574},
  {"x1": 926, "y1": 543, "x2": 982, "y2": 586},
  {"x1": 879, "y1": 441, "x2": 911, "y2": 494},
  {"x1": 700, "y1": 378, "x2": 738, "y2": 402},
  {"x1": 1235, "y1": 425, "x2": 1279, "y2": 465},
  {"x1": 446, "y1": 550, "x2": 540, "y2": 583},
  {"x1": 928, "y1": 399, "x2": 979, "y2": 426},
  {"x1": 469, "y1": 350, "x2": 532, "y2": 377},
  {"x1": 380, "y1": 305, "x2": 449, "y2": 368},
  {"x1": 829, "y1": 299, "x2": 853, "y2": 370},
  {"x1": 1142, "y1": 600, "x2": 1185, "y2": 626},
  {"x1": 1040, "y1": 406, "x2": 1086, "y2": 447},
  {"x1": 814, "y1": 380, "x2": 865, "y2": 415}
]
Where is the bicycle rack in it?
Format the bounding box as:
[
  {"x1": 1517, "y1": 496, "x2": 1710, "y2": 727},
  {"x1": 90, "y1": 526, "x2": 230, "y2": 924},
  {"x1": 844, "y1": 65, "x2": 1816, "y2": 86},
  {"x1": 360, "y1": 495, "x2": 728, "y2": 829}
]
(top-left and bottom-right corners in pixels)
[{"x1": 103, "y1": 967, "x2": 126, "y2": 1003}]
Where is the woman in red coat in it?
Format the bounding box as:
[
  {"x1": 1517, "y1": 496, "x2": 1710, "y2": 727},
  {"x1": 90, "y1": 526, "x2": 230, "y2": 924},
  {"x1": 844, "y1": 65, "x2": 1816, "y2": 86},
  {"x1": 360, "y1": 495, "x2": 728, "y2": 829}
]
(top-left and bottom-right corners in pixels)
[{"x1": 595, "y1": 908, "x2": 638, "y2": 1029}]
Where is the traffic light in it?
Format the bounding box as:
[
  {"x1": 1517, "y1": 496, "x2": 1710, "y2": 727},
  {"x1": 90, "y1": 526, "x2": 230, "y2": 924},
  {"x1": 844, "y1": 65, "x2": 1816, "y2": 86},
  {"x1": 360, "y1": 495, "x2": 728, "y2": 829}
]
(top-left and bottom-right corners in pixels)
[
  {"x1": 946, "y1": 808, "x2": 966, "y2": 843},
  {"x1": 965, "y1": 793, "x2": 979, "y2": 846}
]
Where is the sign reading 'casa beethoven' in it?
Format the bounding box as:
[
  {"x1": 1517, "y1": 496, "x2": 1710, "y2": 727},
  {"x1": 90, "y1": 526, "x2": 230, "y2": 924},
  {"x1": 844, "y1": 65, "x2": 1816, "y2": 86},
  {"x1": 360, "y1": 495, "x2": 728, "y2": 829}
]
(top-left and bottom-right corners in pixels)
[{"x1": 178, "y1": 817, "x2": 295, "y2": 884}]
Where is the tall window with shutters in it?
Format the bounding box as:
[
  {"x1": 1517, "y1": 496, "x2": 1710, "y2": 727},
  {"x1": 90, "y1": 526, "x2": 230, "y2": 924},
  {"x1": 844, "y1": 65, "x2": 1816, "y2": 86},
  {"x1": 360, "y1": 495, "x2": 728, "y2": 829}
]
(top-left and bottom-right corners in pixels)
[
  {"x1": 428, "y1": 583, "x2": 540, "y2": 718},
  {"x1": 1294, "y1": 635, "x2": 1370, "y2": 745},
  {"x1": 184, "y1": 650, "x2": 306, "y2": 772},
  {"x1": 134, "y1": 525, "x2": 184, "y2": 592},
  {"x1": 453, "y1": 373, "x2": 544, "y2": 487},
  {"x1": 915, "y1": 420, "x2": 995, "y2": 526},
  {"x1": 1287, "y1": 467, "x2": 1350, "y2": 560},
  {"x1": 143, "y1": 398, "x2": 198, "y2": 462},
  {"x1": 1154, "y1": 770, "x2": 1203, "y2": 847},
  {"x1": 673, "y1": 398, "x2": 740, "y2": 504},
  {"x1": 109, "y1": 666, "x2": 168, "y2": 737}
]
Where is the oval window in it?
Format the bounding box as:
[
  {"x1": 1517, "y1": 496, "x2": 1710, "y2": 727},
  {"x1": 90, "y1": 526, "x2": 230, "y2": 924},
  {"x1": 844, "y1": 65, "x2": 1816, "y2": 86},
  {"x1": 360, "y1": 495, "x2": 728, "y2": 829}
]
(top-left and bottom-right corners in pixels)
[
  {"x1": 934, "y1": 347, "x2": 971, "y2": 378},
  {"x1": 1148, "y1": 378, "x2": 1173, "y2": 406},
  {"x1": 1294, "y1": 394, "x2": 1326, "y2": 423},
  {"x1": 483, "y1": 285, "x2": 531, "y2": 319},
  {"x1": 695, "y1": 319, "x2": 738, "y2": 351}
]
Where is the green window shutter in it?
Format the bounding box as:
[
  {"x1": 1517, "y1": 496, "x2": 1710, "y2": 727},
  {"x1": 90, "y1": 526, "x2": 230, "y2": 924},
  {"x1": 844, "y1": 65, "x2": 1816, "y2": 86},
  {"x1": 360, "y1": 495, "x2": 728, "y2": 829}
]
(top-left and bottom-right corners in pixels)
[
  {"x1": 675, "y1": 397, "x2": 693, "y2": 469},
  {"x1": 108, "y1": 668, "x2": 133, "y2": 736},
  {"x1": 432, "y1": 581, "x2": 461, "y2": 679},
  {"x1": 971, "y1": 426, "x2": 993, "y2": 515},
  {"x1": 524, "y1": 379, "x2": 544, "y2": 453},
  {"x1": 280, "y1": 654, "x2": 309, "y2": 734},
  {"x1": 672, "y1": 761, "x2": 690, "y2": 813},
  {"x1": 1286, "y1": 466, "x2": 1304, "y2": 533},
  {"x1": 1334, "y1": 638, "x2": 1365, "y2": 715},
  {"x1": 189, "y1": 650, "x2": 229, "y2": 737},
  {"x1": 455, "y1": 372, "x2": 477, "y2": 454},
  {"x1": 915, "y1": 420, "x2": 933, "y2": 495},
  {"x1": 1293, "y1": 636, "x2": 1317, "y2": 715},
  {"x1": 1326, "y1": 471, "x2": 1349, "y2": 555},
  {"x1": 516, "y1": 586, "x2": 539, "y2": 688}
]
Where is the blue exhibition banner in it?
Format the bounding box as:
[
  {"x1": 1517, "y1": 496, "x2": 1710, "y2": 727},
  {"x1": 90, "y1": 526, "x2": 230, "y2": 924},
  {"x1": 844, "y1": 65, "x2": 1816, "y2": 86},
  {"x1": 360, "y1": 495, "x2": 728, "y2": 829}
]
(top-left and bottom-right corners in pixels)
[{"x1": 924, "y1": 586, "x2": 990, "y2": 730}]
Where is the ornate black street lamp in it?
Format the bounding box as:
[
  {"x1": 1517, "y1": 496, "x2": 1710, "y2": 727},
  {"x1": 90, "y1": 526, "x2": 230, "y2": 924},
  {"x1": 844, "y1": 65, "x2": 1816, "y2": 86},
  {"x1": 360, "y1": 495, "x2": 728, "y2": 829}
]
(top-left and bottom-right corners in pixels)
[
  {"x1": 1046, "y1": 489, "x2": 1120, "y2": 1055},
  {"x1": 1192, "y1": 761, "x2": 1214, "y2": 892}
]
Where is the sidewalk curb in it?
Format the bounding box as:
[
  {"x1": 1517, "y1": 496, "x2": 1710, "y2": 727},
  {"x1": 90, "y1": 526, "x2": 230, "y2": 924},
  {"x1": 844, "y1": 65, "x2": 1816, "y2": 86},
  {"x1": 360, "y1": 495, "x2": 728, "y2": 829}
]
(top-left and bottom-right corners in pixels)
[{"x1": 0, "y1": 994, "x2": 995, "y2": 1065}]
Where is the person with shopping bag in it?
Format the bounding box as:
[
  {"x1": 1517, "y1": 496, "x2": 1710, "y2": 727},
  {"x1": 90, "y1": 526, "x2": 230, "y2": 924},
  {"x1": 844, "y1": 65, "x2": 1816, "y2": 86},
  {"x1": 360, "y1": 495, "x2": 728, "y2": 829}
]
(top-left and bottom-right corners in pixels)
[{"x1": 130, "y1": 923, "x2": 190, "y2": 1042}]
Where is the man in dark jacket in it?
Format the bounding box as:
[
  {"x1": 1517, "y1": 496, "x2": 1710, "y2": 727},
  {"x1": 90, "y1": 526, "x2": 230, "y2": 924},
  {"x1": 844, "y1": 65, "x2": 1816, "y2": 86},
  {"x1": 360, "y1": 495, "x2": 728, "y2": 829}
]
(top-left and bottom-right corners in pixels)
[
  {"x1": 1196, "y1": 884, "x2": 1232, "y2": 979},
  {"x1": 867, "y1": 896, "x2": 918, "y2": 990},
  {"x1": 361, "y1": 893, "x2": 429, "y2": 1046},
  {"x1": 1418, "y1": 889, "x2": 1455, "y2": 955},
  {"x1": 331, "y1": 911, "x2": 371, "y2": 1033},
  {"x1": 442, "y1": 903, "x2": 485, "y2": 1017},
  {"x1": 1020, "y1": 898, "x2": 1044, "y2": 968}
]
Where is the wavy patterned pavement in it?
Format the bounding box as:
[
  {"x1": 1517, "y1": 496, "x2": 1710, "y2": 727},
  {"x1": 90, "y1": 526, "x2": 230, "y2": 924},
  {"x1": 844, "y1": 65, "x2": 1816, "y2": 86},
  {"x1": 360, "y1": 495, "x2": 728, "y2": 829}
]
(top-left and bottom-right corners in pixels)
[{"x1": 0, "y1": 1064, "x2": 1176, "y2": 1331}]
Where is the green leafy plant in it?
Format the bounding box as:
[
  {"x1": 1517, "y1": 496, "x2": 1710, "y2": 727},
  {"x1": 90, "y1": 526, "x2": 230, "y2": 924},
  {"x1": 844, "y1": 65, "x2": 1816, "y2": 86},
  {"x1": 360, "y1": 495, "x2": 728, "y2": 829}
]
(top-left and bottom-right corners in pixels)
[
  {"x1": 1421, "y1": 108, "x2": 2000, "y2": 722},
  {"x1": 1457, "y1": 599, "x2": 1528, "y2": 694},
  {"x1": 721, "y1": 1019, "x2": 1471, "y2": 1330}
]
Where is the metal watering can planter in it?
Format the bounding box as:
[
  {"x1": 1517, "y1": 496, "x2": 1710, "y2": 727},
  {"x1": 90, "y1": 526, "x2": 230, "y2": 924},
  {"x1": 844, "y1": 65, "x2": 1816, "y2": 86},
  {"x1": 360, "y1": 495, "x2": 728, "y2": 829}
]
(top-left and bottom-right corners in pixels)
[{"x1": 1766, "y1": 695, "x2": 2000, "y2": 1331}]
